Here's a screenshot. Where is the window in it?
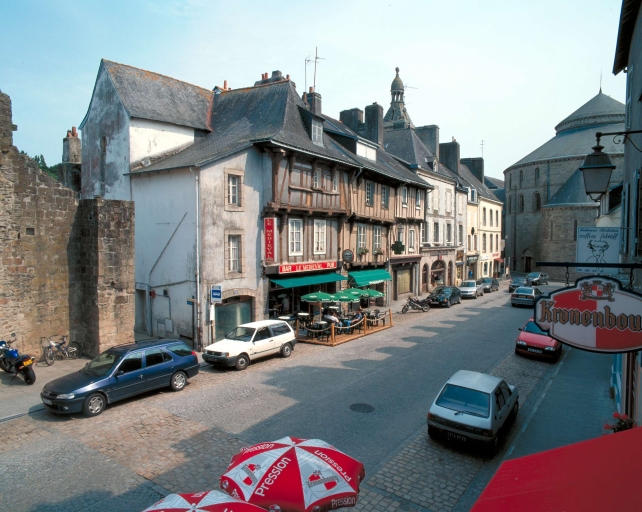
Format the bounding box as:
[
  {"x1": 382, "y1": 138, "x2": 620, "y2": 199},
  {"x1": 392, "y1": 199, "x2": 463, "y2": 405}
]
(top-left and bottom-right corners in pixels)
[
  {"x1": 270, "y1": 323, "x2": 292, "y2": 336},
  {"x1": 397, "y1": 226, "x2": 404, "y2": 243},
  {"x1": 365, "y1": 181, "x2": 374, "y2": 206},
  {"x1": 167, "y1": 343, "x2": 192, "y2": 357},
  {"x1": 445, "y1": 190, "x2": 452, "y2": 213},
  {"x1": 518, "y1": 194, "x2": 524, "y2": 213},
  {"x1": 409, "y1": 229, "x2": 416, "y2": 251},
  {"x1": 401, "y1": 186, "x2": 408, "y2": 205},
  {"x1": 495, "y1": 211, "x2": 499, "y2": 226},
  {"x1": 332, "y1": 171, "x2": 338, "y2": 193},
  {"x1": 356, "y1": 141, "x2": 376, "y2": 160},
  {"x1": 433, "y1": 222, "x2": 439, "y2": 243},
  {"x1": 519, "y1": 170, "x2": 524, "y2": 187},
  {"x1": 313, "y1": 169, "x2": 321, "y2": 189},
  {"x1": 535, "y1": 167, "x2": 540, "y2": 185},
  {"x1": 288, "y1": 219, "x2": 303, "y2": 256},
  {"x1": 225, "y1": 169, "x2": 244, "y2": 210},
  {"x1": 534, "y1": 192, "x2": 541, "y2": 211},
  {"x1": 573, "y1": 220, "x2": 578, "y2": 241},
  {"x1": 381, "y1": 185, "x2": 390, "y2": 208},
  {"x1": 415, "y1": 188, "x2": 421, "y2": 208},
  {"x1": 373, "y1": 225, "x2": 382, "y2": 250},
  {"x1": 145, "y1": 348, "x2": 170, "y2": 366},
  {"x1": 483, "y1": 234, "x2": 487, "y2": 252},
  {"x1": 119, "y1": 353, "x2": 143, "y2": 373},
  {"x1": 432, "y1": 186, "x2": 439, "y2": 210},
  {"x1": 483, "y1": 208, "x2": 487, "y2": 226},
  {"x1": 490, "y1": 235, "x2": 493, "y2": 251},
  {"x1": 228, "y1": 174, "x2": 240, "y2": 206},
  {"x1": 254, "y1": 328, "x2": 271, "y2": 341},
  {"x1": 421, "y1": 222, "x2": 428, "y2": 244},
  {"x1": 357, "y1": 224, "x2": 367, "y2": 249},
  {"x1": 458, "y1": 224, "x2": 463, "y2": 245},
  {"x1": 313, "y1": 219, "x2": 326, "y2": 254},
  {"x1": 446, "y1": 223, "x2": 452, "y2": 243},
  {"x1": 311, "y1": 119, "x2": 323, "y2": 146},
  {"x1": 496, "y1": 234, "x2": 499, "y2": 249},
  {"x1": 228, "y1": 234, "x2": 241, "y2": 273},
  {"x1": 470, "y1": 189, "x2": 476, "y2": 202}
]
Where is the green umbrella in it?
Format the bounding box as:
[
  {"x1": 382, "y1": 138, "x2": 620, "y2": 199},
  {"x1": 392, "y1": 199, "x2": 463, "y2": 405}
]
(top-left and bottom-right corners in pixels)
[
  {"x1": 333, "y1": 290, "x2": 361, "y2": 302},
  {"x1": 342, "y1": 288, "x2": 369, "y2": 297},
  {"x1": 301, "y1": 291, "x2": 337, "y2": 303},
  {"x1": 360, "y1": 288, "x2": 384, "y2": 298}
]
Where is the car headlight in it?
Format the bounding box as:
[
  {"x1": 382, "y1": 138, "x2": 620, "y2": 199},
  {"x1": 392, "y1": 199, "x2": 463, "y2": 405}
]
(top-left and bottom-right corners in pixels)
[
  {"x1": 57, "y1": 393, "x2": 76, "y2": 400},
  {"x1": 516, "y1": 341, "x2": 527, "y2": 346}
]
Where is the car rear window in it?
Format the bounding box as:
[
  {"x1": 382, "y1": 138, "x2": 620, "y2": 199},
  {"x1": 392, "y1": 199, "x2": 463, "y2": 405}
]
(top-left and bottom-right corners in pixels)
[
  {"x1": 166, "y1": 342, "x2": 193, "y2": 357},
  {"x1": 270, "y1": 323, "x2": 292, "y2": 336},
  {"x1": 436, "y1": 384, "x2": 490, "y2": 418},
  {"x1": 514, "y1": 287, "x2": 532, "y2": 294}
]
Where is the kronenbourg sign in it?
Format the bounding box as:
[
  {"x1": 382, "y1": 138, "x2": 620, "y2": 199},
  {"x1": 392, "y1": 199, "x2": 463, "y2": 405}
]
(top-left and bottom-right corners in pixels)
[{"x1": 535, "y1": 276, "x2": 642, "y2": 353}]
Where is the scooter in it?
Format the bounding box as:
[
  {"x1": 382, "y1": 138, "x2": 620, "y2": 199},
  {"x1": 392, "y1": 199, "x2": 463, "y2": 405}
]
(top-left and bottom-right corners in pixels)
[
  {"x1": 401, "y1": 296, "x2": 430, "y2": 314},
  {"x1": 0, "y1": 333, "x2": 36, "y2": 385}
]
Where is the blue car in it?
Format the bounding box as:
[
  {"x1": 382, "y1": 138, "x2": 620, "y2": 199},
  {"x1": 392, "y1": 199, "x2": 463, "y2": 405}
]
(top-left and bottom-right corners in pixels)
[{"x1": 41, "y1": 339, "x2": 199, "y2": 417}]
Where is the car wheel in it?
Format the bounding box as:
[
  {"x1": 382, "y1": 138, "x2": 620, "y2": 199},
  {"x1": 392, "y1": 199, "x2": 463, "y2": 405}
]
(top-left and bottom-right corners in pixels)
[
  {"x1": 446, "y1": 299, "x2": 451, "y2": 308},
  {"x1": 170, "y1": 371, "x2": 187, "y2": 391},
  {"x1": 235, "y1": 354, "x2": 250, "y2": 371},
  {"x1": 83, "y1": 393, "x2": 106, "y2": 417},
  {"x1": 280, "y1": 343, "x2": 292, "y2": 358}
]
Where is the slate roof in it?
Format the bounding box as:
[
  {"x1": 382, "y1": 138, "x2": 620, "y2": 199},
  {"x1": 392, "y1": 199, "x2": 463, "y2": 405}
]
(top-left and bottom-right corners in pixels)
[
  {"x1": 383, "y1": 128, "x2": 434, "y2": 168},
  {"x1": 545, "y1": 169, "x2": 596, "y2": 206},
  {"x1": 99, "y1": 59, "x2": 213, "y2": 131},
  {"x1": 141, "y1": 77, "x2": 428, "y2": 188},
  {"x1": 507, "y1": 95, "x2": 625, "y2": 170},
  {"x1": 458, "y1": 163, "x2": 501, "y2": 203},
  {"x1": 485, "y1": 176, "x2": 504, "y2": 189}
]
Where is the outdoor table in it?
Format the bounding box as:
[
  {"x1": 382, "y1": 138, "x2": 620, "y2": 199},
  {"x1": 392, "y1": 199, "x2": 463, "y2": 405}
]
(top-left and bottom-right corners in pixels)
[{"x1": 278, "y1": 315, "x2": 292, "y2": 321}]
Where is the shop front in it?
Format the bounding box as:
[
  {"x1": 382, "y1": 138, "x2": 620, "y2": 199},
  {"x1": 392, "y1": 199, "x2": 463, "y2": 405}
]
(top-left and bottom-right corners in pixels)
[
  {"x1": 267, "y1": 261, "x2": 346, "y2": 318},
  {"x1": 389, "y1": 256, "x2": 421, "y2": 300},
  {"x1": 492, "y1": 253, "x2": 504, "y2": 277},
  {"x1": 455, "y1": 250, "x2": 465, "y2": 285},
  {"x1": 466, "y1": 254, "x2": 479, "y2": 280}
]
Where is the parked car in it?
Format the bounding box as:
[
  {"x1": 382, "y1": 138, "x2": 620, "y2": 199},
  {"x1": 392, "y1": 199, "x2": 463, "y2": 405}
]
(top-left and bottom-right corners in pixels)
[
  {"x1": 428, "y1": 286, "x2": 462, "y2": 307},
  {"x1": 459, "y1": 280, "x2": 484, "y2": 299},
  {"x1": 508, "y1": 277, "x2": 527, "y2": 293},
  {"x1": 427, "y1": 370, "x2": 519, "y2": 453},
  {"x1": 511, "y1": 286, "x2": 544, "y2": 307},
  {"x1": 202, "y1": 319, "x2": 296, "y2": 370},
  {"x1": 526, "y1": 272, "x2": 549, "y2": 286},
  {"x1": 479, "y1": 277, "x2": 500, "y2": 293},
  {"x1": 515, "y1": 317, "x2": 562, "y2": 361},
  {"x1": 41, "y1": 339, "x2": 199, "y2": 417}
]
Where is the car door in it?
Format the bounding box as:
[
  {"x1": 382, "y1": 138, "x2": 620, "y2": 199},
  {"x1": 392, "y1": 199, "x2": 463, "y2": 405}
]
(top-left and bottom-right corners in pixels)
[
  {"x1": 269, "y1": 322, "x2": 292, "y2": 353},
  {"x1": 493, "y1": 386, "x2": 508, "y2": 432},
  {"x1": 109, "y1": 351, "x2": 146, "y2": 401},
  {"x1": 251, "y1": 327, "x2": 273, "y2": 359},
  {"x1": 142, "y1": 347, "x2": 174, "y2": 391}
]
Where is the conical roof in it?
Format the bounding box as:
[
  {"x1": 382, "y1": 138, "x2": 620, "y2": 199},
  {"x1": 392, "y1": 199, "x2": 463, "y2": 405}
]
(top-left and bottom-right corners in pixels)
[
  {"x1": 391, "y1": 67, "x2": 404, "y2": 92},
  {"x1": 546, "y1": 169, "x2": 596, "y2": 206},
  {"x1": 555, "y1": 92, "x2": 624, "y2": 134}
]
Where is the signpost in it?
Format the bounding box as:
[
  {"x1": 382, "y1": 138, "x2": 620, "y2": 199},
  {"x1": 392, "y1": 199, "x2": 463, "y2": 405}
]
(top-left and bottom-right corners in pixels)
[
  {"x1": 210, "y1": 285, "x2": 222, "y2": 304},
  {"x1": 576, "y1": 227, "x2": 621, "y2": 275},
  {"x1": 535, "y1": 276, "x2": 642, "y2": 353}
]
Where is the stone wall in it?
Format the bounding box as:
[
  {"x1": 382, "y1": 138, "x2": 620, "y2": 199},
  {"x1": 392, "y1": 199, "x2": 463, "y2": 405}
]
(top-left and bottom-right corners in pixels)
[
  {"x1": 1, "y1": 90, "x2": 135, "y2": 357},
  {"x1": 69, "y1": 199, "x2": 135, "y2": 356}
]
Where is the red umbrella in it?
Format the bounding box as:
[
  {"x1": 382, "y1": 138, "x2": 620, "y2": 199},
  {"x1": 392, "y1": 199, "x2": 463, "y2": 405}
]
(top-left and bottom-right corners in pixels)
[
  {"x1": 142, "y1": 489, "x2": 266, "y2": 511},
  {"x1": 220, "y1": 436, "x2": 365, "y2": 512}
]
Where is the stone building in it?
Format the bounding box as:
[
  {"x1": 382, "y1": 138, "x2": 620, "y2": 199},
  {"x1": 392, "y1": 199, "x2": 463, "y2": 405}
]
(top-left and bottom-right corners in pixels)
[
  {"x1": 504, "y1": 92, "x2": 625, "y2": 280},
  {"x1": 0, "y1": 90, "x2": 134, "y2": 356}
]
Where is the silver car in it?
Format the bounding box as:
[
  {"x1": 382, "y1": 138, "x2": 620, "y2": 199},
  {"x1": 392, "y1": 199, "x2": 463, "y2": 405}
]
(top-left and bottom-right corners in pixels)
[
  {"x1": 427, "y1": 370, "x2": 519, "y2": 453},
  {"x1": 511, "y1": 286, "x2": 543, "y2": 307},
  {"x1": 459, "y1": 280, "x2": 484, "y2": 299}
]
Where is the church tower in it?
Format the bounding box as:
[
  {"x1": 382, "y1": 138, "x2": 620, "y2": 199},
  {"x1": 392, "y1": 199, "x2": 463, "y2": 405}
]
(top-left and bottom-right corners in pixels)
[{"x1": 384, "y1": 67, "x2": 414, "y2": 129}]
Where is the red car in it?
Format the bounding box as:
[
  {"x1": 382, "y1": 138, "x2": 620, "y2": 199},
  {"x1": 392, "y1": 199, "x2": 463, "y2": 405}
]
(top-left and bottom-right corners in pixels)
[{"x1": 515, "y1": 318, "x2": 562, "y2": 361}]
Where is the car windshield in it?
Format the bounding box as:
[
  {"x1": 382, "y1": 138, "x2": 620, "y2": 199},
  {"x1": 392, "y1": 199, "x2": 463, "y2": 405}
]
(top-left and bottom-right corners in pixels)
[
  {"x1": 524, "y1": 321, "x2": 547, "y2": 335},
  {"x1": 514, "y1": 287, "x2": 533, "y2": 294},
  {"x1": 83, "y1": 350, "x2": 122, "y2": 377},
  {"x1": 225, "y1": 326, "x2": 256, "y2": 342},
  {"x1": 436, "y1": 384, "x2": 490, "y2": 418},
  {"x1": 461, "y1": 281, "x2": 476, "y2": 287}
]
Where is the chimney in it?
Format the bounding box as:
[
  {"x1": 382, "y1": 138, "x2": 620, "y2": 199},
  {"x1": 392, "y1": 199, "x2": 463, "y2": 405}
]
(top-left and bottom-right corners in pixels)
[
  {"x1": 439, "y1": 140, "x2": 460, "y2": 175},
  {"x1": 307, "y1": 86, "x2": 322, "y2": 115},
  {"x1": 415, "y1": 125, "x2": 439, "y2": 160},
  {"x1": 339, "y1": 108, "x2": 363, "y2": 133},
  {"x1": 62, "y1": 126, "x2": 81, "y2": 165},
  {"x1": 0, "y1": 91, "x2": 17, "y2": 148},
  {"x1": 461, "y1": 157, "x2": 484, "y2": 184},
  {"x1": 364, "y1": 102, "x2": 383, "y2": 145}
]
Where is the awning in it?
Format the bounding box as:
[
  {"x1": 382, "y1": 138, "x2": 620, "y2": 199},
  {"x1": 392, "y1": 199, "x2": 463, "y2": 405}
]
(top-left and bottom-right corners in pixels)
[
  {"x1": 472, "y1": 427, "x2": 642, "y2": 511},
  {"x1": 348, "y1": 269, "x2": 392, "y2": 286},
  {"x1": 271, "y1": 272, "x2": 347, "y2": 289}
]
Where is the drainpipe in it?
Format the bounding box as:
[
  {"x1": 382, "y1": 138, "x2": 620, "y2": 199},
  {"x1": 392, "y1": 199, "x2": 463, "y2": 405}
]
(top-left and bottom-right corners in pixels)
[{"x1": 191, "y1": 166, "x2": 202, "y2": 351}]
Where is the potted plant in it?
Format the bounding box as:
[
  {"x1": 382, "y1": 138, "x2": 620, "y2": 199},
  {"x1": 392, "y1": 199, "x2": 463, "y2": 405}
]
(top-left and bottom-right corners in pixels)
[
  {"x1": 357, "y1": 247, "x2": 369, "y2": 259},
  {"x1": 391, "y1": 241, "x2": 405, "y2": 254},
  {"x1": 604, "y1": 412, "x2": 635, "y2": 433},
  {"x1": 373, "y1": 247, "x2": 384, "y2": 259}
]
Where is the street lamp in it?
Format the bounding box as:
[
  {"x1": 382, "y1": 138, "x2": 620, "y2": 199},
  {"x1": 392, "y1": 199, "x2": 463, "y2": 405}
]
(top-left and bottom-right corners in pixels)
[{"x1": 580, "y1": 130, "x2": 642, "y2": 200}]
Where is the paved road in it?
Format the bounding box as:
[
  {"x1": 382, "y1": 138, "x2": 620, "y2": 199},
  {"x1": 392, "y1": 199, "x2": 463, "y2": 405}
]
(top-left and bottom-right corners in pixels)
[{"x1": 0, "y1": 284, "x2": 615, "y2": 511}]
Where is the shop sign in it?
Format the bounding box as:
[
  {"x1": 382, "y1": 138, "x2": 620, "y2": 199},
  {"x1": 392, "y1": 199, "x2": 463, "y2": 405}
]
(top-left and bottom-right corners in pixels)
[
  {"x1": 342, "y1": 249, "x2": 354, "y2": 263},
  {"x1": 576, "y1": 227, "x2": 620, "y2": 275},
  {"x1": 456, "y1": 250, "x2": 464, "y2": 260},
  {"x1": 278, "y1": 260, "x2": 337, "y2": 274},
  {"x1": 466, "y1": 255, "x2": 478, "y2": 264},
  {"x1": 535, "y1": 276, "x2": 642, "y2": 353},
  {"x1": 210, "y1": 285, "x2": 222, "y2": 304},
  {"x1": 264, "y1": 217, "x2": 277, "y2": 262}
]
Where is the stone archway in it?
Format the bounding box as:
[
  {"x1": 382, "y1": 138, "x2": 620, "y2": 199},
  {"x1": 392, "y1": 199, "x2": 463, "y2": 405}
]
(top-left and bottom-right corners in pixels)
[{"x1": 430, "y1": 260, "x2": 446, "y2": 288}]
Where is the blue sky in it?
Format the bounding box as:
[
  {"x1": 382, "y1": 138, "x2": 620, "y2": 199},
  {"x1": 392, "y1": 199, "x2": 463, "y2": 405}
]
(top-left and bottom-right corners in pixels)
[{"x1": 1, "y1": 0, "x2": 626, "y2": 179}]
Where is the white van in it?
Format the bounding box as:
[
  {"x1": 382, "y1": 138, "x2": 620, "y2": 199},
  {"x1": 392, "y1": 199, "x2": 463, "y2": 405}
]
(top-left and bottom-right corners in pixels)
[{"x1": 202, "y1": 320, "x2": 296, "y2": 370}]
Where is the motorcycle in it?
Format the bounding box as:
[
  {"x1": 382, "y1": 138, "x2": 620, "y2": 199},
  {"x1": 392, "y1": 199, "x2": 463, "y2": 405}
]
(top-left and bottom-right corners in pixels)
[
  {"x1": 0, "y1": 333, "x2": 36, "y2": 385},
  {"x1": 401, "y1": 296, "x2": 431, "y2": 314}
]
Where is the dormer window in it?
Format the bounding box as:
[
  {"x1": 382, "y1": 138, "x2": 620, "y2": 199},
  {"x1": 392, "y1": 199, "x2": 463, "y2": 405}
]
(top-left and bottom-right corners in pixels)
[
  {"x1": 311, "y1": 119, "x2": 323, "y2": 146},
  {"x1": 356, "y1": 141, "x2": 376, "y2": 161}
]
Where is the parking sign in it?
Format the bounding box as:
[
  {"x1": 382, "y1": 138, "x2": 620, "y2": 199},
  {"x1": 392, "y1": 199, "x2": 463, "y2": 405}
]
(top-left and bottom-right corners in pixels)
[{"x1": 210, "y1": 285, "x2": 222, "y2": 303}]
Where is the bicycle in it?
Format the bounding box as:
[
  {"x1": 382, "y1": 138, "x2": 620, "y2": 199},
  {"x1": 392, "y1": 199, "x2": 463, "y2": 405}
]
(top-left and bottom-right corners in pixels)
[{"x1": 42, "y1": 335, "x2": 80, "y2": 366}]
